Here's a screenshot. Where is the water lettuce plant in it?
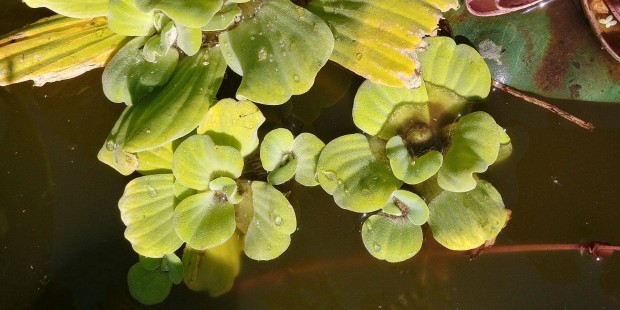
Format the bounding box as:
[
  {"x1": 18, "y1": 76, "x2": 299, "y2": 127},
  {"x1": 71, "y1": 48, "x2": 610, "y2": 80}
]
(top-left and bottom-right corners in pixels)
[{"x1": 0, "y1": 0, "x2": 521, "y2": 305}]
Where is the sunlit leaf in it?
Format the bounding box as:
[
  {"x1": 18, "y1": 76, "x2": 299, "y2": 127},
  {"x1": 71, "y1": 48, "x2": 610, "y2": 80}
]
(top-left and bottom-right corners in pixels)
[
  {"x1": 201, "y1": 5, "x2": 242, "y2": 31},
  {"x1": 244, "y1": 181, "x2": 296, "y2": 260},
  {"x1": 219, "y1": 0, "x2": 334, "y2": 104},
  {"x1": 164, "y1": 253, "x2": 184, "y2": 285},
  {"x1": 102, "y1": 36, "x2": 178, "y2": 105},
  {"x1": 437, "y1": 111, "x2": 503, "y2": 192},
  {"x1": 317, "y1": 134, "x2": 402, "y2": 213},
  {"x1": 136, "y1": 141, "x2": 175, "y2": 175},
  {"x1": 197, "y1": 98, "x2": 266, "y2": 157},
  {"x1": 108, "y1": 0, "x2": 154, "y2": 36},
  {"x1": 23, "y1": 0, "x2": 108, "y2": 18},
  {"x1": 174, "y1": 191, "x2": 236, "y2": 250},
  {"x1": 260, "y1": 128, "x2": 295, "y2": 185},
  {"x1": 306, "y1": 0, "x2": 458, "y2": 88},
  {"x1": 127, "y1": 263, "x2": 171, "y2": 305},
  {"x1": 417, "y1": 36, "x2": 492, "y2": 100},
  {"x1": 176, "y1": 25, "x2": 202, "y2": 56},
  {"x1": 182, "y1": 238, "x2": 242, "y2": 297},
  {"x1": 136, "y1": 0, "x2": 223, "y2": 28},
  {"x1": 0, "y1": 15, "x2": 128, "y2": 86},
  {"x1": 98, "y1": 109, "x2": 139, "y2": 175},
  {"x1": 119, "y1": 174, "x2": 183, "y2": 258},
  {"x1": 427, "y1": 180, "x2": 509, "y2": 251},
  {"x1": 361, "y1": 214, "x2": 423, "y2": 263},
  {"x1": 292, "y1": 133, "x2": 324, "y2": 187},
  {"x1": 353, "y1": 79, "x2": 429, "y2": 140},
  {"x1": 383, "y1": 190, "x2": 429, "y2": 225},
  {"x1": 386, "y1": 135, "x2": 442, "y2": 185},
  {"x1": 172, "y1": 135, "x2": 244, "y2": 191},
  {"x1": 209, "y1": 177, "x2": 242, "y2": 205},
  {"x1": 112, "y1": 47, "x2": 226, "y2": 153},
  {"x1": 234, "y1": 180, "x2": 253, "y2": 234},
  {"x1": 143, "y1": 21, "x2": 177, "y2": 62}
]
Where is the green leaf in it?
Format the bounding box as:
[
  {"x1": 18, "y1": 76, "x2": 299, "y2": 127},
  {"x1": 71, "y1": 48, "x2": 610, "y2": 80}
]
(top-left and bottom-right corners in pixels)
[
  {"x1": 0, "y1": 15, "x2": 128, "y2": 86},
  {"x1": 173, "y1": 179, "x2": 196, "y2": 201},
  {"x1": 260, "y1": 128, "x2": 295, "y2": 185},
  {"x1": 114, "y1": 46, "x2": 226, "y2": 153},
  {"x1": 136, "y1": 141, "x2": 175, "y2": 175},
  {"x1": 384, "y1": 190, "x2": 429, "y2": 225},
  {"x1": 102, "y1": 36, "x2": 178, "y2": 105},
  {"x1": 361, "y1": 215, "x2": 423, "y2": 263},
  {"x1": 446, "y1": 2, "x2": 620, "y2": 102},
  {"x1": 127, "y1": 263, "x2": 171, "y2": 305},
  {"x1": 174, "y1": 191, "x2": 236, "y2": 250},
  {"x1": 197, "y1": 98, "x2": 266, "y2": 157},
  {"x1": 172, "y1": 135, "x2": 244, "y2": 191},
  {"x1": 119, "y1": 174, "x2": 183, "y2": 258},
  {"x1": 139, "y1": 256, "x2": 161, "y2": 271},
  {"x1": 142, "y1": 21, "x2": 177, "y2": 62},
  {"x1": 292, "y1": 133, "x2": 324, "y2": 187},
  {"x1": 164, "y1": 253, "x2": 184, "y2": 285},
  {"x1": 219, "y1": 0, "x2": 334, "y2": 104},
  {"x1": 417, "y1": 36, "x2": 492, "y2": 100},
  {"x1": 386, "y1": 136, "x2": 442, "y2": 185},
  {"x1": 136, "y1": 0, "x2": 223, "y2": 28},
  {"x1": 176, "y1": 26, "x2": 203, "y2": 56},
  {"x1": 23, "y1": 0, "x2": 108, "y2": 18},
  {"x1": 234, "y1": 180, "x2": 254, "y2": 234},
  {"x1": 427, "y1": 180, "x2": 509, "y2": 251},
  {"x1": 209, "y1": 177, "x2": 242, "y2": 205},
  {"x1": 182, "y1": 238, "x2": 242, "y2": 297},
  {"x1": 438, "y1": 111, "x2": 503, "y2": 192},
  {"x1": 316, "y1": 134, "x2": 402, "y2": 213},
  {"x1": 353, "y1": 79, "x2": 430, "y2": 140},
  {"x1": 306, "y1": 0, "x2": 458, "y2": 88},
  {"x1": 201, "y1": 5, "x2": 242, "y2": 31},
  {"x1": 108, "y1": 0, "x2": 154, "y2": 36},
  {"x1": 98, "y1": 109, "x2": 139, "y2": 175},
  {"x1": 244, "y1": 181, "x2": 296, "y2": 260}
]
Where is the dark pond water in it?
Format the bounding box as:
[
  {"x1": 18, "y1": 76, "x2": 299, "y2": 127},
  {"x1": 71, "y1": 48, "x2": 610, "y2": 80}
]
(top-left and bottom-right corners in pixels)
[{"x1": 1, "y1": 1, "x2": 620, "y2": 309}]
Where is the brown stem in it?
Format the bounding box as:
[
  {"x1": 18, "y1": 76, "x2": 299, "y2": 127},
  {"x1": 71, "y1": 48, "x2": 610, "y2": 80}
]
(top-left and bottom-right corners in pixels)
[{"x1": 492, "y1": 80, "x2": 595, "y2": 132}]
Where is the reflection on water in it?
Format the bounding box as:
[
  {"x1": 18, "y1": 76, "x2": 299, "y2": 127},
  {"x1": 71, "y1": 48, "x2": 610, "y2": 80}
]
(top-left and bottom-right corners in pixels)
[{"x1": 1, "y1": 1, "x2": 620, "y2": 309}]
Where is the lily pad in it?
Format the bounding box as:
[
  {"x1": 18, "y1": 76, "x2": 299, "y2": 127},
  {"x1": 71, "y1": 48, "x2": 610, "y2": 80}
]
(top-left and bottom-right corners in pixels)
[
  {"x1": 182, "y1": 238, "x2": 242, "y2": 297},
  {"x1": 306, "y1": 0, "x2": 458, "y2": 88},
  {"x1": 102, "y1": 36, "x2": 178, "y2": 105},
  {"x1": 118, "y1": 174, "x2": 183, "y2": 258},
  {"x1": 316, "y1": 134, "x2": 402, "y2": 213},
  {"x1": 437, "y1": 111, "x2": 503, "y2": 192},
  {"x1": 127, "y1": 263, "x2": 172, "y2": 305},
  {"x1": 172, "y1": 135, "x2": 243, "y2": 191},
  {"x1": 386, "y1": 136, "x2": 443, "y2": 185},
  {"x1": 244, "y1": 181, "x2": 297, "y2": 260},
  {"x1": 427, "y1": 180, "x2": 509, "y2": 251},
  {"x1": 174, "y1": 191, "x2": 236, "y2": 250},
  {"x1": 108, "y1": 0, "x2": 154, "y2": 36},
  {"x1": 219, "y1": 0, "x2": 334, "y2": 104},
  {"x1": 197, "y1": 98, "x2": 266, "y2": 157},
  {"x1": 135, "y1": 0, "x2": 223, "y2": 28},
  {"x1": 23, "y1": 0, "x2": 108, "y2": 18},
  {"x1": 361, "y1": 215, "x2": 423, "y2": 263}
]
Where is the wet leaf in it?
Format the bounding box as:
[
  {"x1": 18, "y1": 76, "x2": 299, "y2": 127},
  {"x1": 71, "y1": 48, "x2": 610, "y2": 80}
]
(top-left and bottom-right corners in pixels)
[
  {"x1": 438, "y1": 111, "x2": 503, "y2": 192},
  {"x1": 219, "y1": 0, "x2": 334, "y2": 104},
  {"x1": 361, "y1": 214, "x2": 423, "y2": 263},
  {"x1": 201, "y1": 5, "x2": 242, "y2": 31},
  {"x1": 0, "y1": 15, "x2": 128, "y2": 86},
  {"x1": 172, "y1": 135, "x2": 243, "y2": 191},
  {"x1": 306, "y1": 0, "x2": 458, "y2": 88},
  {"x1": 386, "y1": 136, "x2": 443, "y2": 185},
  {"x1": 182, "y1": 238, "x2": 242, "y2": 297},
  {"x1": 353, "y1": 79, "x2": 430, "y2": 140},
  {"x1": 244, "y1": 181, "x2": 297, "y2": 260},
  {"x1": 23, "y1": 0, "x2": 108, "y2": 18},
  {"x1": 127, "y1": 263, "x2": 171, "y2": 305},
  {"x1": 118, "y1": 174, "x2": 183, "y2": 258},
  {"x1": 108, "y1": 0, "x2": 154, "y2": 36},
  {"x1": 316, "y1": 134, "x2": 402, "y2": 213},
  {"x1": 143, "y1": 21, "x2": 177, "y2": 62},
  {"x1": 427, "y1": 180, "x2": 509, "y2": 251},
  {"x1": 174, "y1": 191, "x2": 236, "y2": 250},
  {"x1": 102, "y1": 36, "x2": 178, "y2": 105},
  {"x1": 197, "y1": 98, "x2": 266, "y2": 157},
  {"x1": 136, "y1": 0, "x2": 223, "y2": 28}
]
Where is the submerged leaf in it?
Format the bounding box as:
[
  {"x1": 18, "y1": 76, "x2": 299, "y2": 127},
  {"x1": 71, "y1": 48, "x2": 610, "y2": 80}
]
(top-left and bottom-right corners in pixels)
[
  {"x1": 136, "y1": 0, "x2": 223, "y2": 28},
  {"x1": 306, "y1": 0, "x2": 458, "y2": 88},
  {"x1": 386, "y1": 136, "x2": 442, "y2": 185},
  {"x1": 219, "y1": 0, "x2": 334, "y2": 104},
  {"x1": 127, "y1": 263, "x2": 171, "y2": 305},
  {"x1": 244, "y1": 182, "x2": 296, "y2": 260},
  {"x1": 317, "y1": 134, "x2": 402, "y2": 213},
  {"x1": 427, "y1": 180, "x2": 509, "y2": 251},
  {"x1": 0, "y1": 15, "x2": 128, "y2": 86},
  {"x1": 172, "y1": 135, "x2": 243, "y2": 191},
  {"x1": 197, "y1": 98, "x2": 266, "y2": 157},
  {"x1": 182, "y1": 238, "x2": 242, "y2": 297},
  {"x1": 118, "y1": 174, "x2": 183, "y2": 258},
  {"x1": 361, "y1": 215, "x2": 423, "y2": 263},
  {"x1": 437, "y1": 111, "x2": 503, "y2": 192},
  {"x1": 23, "y1": 0, "x2": 108, "y2": 18}
]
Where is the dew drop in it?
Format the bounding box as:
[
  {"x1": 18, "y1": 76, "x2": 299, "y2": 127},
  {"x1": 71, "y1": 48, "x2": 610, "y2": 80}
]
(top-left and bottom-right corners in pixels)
[
  {"x1": 361, "y1": 189, "x2": 370, "y2": 196},
  {"x1": 293, "y1": 75, "x2": 300, "y2": 82},
  {"x1": 148, "y1": 186, "x2": 157, "y2": 197},
  {"x1": 258, "y1": 48, "x2": 267, "y2": 61},
  {"x1": 105, "y1": 141, "x2": 117, "y2": 151},
  {"x1": 321, "y1": 170, "x2": 337, "y2": 181},
  {"x1": 356, "y1": 53, "x2": 363, "y2": 60},
  {"x1": 274, "y1": 216, "x2": 283, "y2": 226},
  {"x1": 373, "y1": 244, "x2": 381, "y2": 252},
  {"x1": 145, "y1": 129, "x2": 151, "y2": 134}
]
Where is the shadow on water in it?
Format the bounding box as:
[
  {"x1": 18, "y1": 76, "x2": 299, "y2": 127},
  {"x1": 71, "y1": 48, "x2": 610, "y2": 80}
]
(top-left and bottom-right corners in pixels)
[{"x1": 0, "y1": 0, "x2": 619, "y2": 309}]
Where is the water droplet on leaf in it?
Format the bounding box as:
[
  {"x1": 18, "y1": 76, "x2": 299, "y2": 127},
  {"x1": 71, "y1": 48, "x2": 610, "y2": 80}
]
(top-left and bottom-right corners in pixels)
[
  {"x1": 274, "y1": 216, "x2": 282, "y2": 226},
  {"x1": 373, "y1": 244, "x2": 381, "y2": 252}
]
